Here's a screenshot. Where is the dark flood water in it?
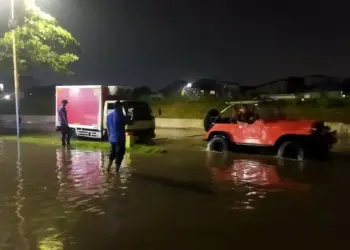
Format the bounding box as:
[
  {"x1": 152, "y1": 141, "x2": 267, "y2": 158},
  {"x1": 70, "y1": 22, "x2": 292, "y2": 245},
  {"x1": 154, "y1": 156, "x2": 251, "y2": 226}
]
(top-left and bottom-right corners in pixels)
[{"x1": 0, "y1": 140, "x2": 350, "y2": 249}]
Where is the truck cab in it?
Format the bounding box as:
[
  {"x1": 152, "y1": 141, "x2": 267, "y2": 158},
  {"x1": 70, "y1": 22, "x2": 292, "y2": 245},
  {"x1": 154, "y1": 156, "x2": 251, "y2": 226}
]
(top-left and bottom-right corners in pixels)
[{"x1": 103, "y1": 100, "x2": 155, "y2": 141}]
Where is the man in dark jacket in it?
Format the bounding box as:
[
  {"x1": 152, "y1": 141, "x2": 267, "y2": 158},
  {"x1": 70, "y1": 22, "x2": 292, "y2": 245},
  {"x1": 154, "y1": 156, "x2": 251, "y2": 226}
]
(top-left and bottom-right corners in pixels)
[
  {"x1": 106, "y1": 101, "x2": 126, "y2": 172},
  {"x1": 58, "y1": 99, "x2": 70, "y2": 146}
]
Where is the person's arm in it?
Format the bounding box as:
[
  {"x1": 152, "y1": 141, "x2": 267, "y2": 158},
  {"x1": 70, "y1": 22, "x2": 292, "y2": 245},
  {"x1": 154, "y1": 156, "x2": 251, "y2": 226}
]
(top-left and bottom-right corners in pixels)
[
  {"x1": 120, "y1": 111, "x2": 126, "y2": 127},
  {"x1": 106, "y1": 114, "x2": 111, "y2": 134},
  {"x1": 65, "y1": 111, "x2": 69, "y2": 125},
  {"x1": 115, "y1": 111, "x2": 127, "y2": 136},
  {"x1": 59, "y1": 109, "x2": 68, "y2": 125},
  {"x1": 58, "y1": 109, "x2": 64, "y2": 123}
]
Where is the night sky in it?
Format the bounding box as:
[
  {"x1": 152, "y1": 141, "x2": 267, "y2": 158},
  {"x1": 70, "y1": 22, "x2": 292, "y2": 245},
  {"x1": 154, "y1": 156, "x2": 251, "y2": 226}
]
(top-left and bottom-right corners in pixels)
[{"x1": 1, "y1": 0, "x2": 350, "y2": 90}]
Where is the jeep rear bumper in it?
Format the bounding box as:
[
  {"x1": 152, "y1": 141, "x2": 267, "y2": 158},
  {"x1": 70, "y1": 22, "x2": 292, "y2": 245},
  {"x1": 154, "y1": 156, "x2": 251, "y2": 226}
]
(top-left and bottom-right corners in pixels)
[
  {"x1": 309, "y1": 131, "x2": 338, "y2": 152},
  {"x1": 325, "y1": 131, "x2": 338, "y2": 146}
]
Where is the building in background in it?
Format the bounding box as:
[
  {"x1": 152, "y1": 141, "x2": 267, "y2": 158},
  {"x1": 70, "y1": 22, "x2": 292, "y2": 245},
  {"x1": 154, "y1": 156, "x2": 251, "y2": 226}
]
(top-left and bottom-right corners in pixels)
[
  {"x1": 150, "y1": 92, "x2": 164, "y2": 100},
  {"x1": 303, "y1": 75, "x2": 346, "y2": 99},
  {"x1": 181, "y1": 79, "x2": 241, "y2": 99},
  {"x1": 243, "y1": 77, "x2": 307, "y2": 97},
  {"x1": 159, "y1": 80, "x2": 188, "y2": 97}
]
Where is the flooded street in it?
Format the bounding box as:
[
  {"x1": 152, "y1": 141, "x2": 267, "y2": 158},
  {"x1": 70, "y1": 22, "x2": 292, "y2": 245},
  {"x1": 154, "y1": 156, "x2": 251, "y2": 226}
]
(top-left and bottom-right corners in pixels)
[{"x1": 1, "y1": 140, "x2": 350, "y2": 249}]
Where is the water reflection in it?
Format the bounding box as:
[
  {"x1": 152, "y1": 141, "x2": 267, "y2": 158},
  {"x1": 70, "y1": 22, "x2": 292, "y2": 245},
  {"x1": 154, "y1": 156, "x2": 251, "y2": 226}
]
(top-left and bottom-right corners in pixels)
[
  {"x1": 55, "y1": 149, "x2": 131, "y2": 213},
  {"x1": 57, "y1": 149, "x2": 104, "y2": 195},
  {"x1": 15, "y1": 140, "x2": 29, "y2": 250},
  {"x1": 206, "y1": 152, "x2": 311, "y2": 210},
  {"x1": 3, "y1": 141, "x2": 344, "y2": 248},
  {"x1": 0, "y1": 144, "x2": 133, "y2": 249}
]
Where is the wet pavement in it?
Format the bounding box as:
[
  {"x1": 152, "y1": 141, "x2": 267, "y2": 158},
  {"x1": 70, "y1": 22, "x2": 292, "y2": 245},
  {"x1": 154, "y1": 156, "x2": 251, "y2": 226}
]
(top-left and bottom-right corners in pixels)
[{"x1": 1, "y1": 140, "x2": 350, "y2": 249}]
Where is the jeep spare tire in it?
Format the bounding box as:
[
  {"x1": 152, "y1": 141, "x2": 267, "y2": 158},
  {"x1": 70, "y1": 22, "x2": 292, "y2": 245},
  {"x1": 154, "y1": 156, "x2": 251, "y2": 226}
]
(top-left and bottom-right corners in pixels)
[{"x1": 203, "y1": 109, "x2": 220, "y2": 132}]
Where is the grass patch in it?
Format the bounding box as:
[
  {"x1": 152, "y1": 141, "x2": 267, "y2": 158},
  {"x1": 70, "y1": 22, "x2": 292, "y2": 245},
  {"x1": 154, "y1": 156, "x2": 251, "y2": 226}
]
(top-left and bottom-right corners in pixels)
[
  {"x1": 149, "y1": 98, "x2": 350, "y2": 122},
  {"x1": 0, "y1": 135, "x2": 165, "y2": 155},
  {"x1": 2, "y1": 95, "x2": 350, "y2": 123}
]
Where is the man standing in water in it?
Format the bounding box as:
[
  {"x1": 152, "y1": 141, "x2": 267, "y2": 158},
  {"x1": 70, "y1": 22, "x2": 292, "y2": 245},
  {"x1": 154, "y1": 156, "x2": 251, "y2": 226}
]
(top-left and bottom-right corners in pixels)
[
  {"x1": 58, "y1": 99, "x2": 70, "y2": 146},
  {"x1": 106, "y1": 101, "x2": 126, "y2": 172}
]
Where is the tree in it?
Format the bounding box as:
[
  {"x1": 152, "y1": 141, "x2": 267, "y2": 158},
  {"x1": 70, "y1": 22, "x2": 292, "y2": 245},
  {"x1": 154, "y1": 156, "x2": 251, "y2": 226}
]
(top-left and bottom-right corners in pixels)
[{"x1": 0, "y1": 4, "x2": 80, "y2": 75}]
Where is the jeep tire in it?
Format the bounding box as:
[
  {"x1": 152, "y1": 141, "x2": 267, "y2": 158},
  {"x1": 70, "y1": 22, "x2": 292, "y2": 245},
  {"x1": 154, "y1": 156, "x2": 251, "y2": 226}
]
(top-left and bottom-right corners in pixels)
[
  {"x1": 277, "y1": 141, "x2": 305, "y2": 161},
  {"x1": 203, "y1": 109, "x2": 220, "y2": 132},
  {"x1": 207, "y1": 135, "x2": 229, "y2": 152}
]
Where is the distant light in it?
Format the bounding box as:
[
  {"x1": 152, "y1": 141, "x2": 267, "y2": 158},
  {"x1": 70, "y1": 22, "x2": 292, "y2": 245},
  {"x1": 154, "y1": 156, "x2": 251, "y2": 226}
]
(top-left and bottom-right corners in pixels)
[
  {"x1": 4, "y1": 95, "x2": 10, "y2": 100},
  {"x1": 186, "y1": 83, "x2": 192, "y2": 88},
  {"x1": 342, "y1": 94, "x2": 346, "y2": 98},
  {"x1": 29, "y1": 93, "x2": 33, "y2": 96},
  {"x1": 301, "y1": 98, "x2": 305, "y2": 101}
]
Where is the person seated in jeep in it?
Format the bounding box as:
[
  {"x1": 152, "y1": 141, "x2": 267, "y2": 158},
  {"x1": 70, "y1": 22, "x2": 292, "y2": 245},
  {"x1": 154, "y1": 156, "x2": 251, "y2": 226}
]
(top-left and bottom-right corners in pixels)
[
  {"x1": 230, "y1": 105, "x2": 239, "y2": 123},
  {"x1": 237, "y1": 104, "x2": 255, "y2": 124}
]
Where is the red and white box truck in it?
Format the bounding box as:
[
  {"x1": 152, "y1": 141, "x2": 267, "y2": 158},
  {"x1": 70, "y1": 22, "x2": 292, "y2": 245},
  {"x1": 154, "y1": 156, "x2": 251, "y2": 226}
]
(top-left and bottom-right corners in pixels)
[{"x1": 55, "y1": 85, "x2": 155, "y2": 140}]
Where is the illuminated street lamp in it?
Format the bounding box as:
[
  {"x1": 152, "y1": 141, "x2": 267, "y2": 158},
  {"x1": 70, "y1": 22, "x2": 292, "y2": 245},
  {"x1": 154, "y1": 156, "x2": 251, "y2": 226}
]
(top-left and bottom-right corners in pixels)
[{"x1": 181, "y1": 82, "x2": 193, "y2": 97}]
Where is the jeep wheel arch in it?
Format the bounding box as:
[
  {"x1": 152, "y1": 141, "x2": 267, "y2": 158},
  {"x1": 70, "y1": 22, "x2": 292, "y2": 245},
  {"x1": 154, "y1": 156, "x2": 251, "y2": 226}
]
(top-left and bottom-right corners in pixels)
[
  {"x1": 207, "y1": 131, "x2": 233, "y2": 142},
  {"x1": 274, "y1": 134, "x2": 308, "y2": 149},
  {"x1": 203, "y1": 109, "x2": 220, "y2": 132}
]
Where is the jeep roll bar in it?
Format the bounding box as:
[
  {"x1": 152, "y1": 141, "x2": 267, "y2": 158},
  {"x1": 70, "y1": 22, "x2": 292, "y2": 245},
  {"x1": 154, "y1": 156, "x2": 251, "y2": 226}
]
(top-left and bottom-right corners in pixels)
[{"x1": 207, "y1": 98, "x2": 276, "y2": 130}]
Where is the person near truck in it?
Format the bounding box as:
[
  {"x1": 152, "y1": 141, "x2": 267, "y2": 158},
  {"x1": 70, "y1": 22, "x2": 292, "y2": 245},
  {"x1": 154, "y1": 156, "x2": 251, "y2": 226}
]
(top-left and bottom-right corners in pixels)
[
  {"x1": 58, "y1": 99, "x2": 71, "y2": 146},
  {"x1": 106, "y1": 101, "x2": 126, "y2": 172}
]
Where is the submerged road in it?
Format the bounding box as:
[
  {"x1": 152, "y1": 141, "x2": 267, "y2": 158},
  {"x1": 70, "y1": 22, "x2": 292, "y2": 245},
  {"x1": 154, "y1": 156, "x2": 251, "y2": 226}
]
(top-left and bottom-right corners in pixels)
[{"x1": 0, "y1": 138, "x2": 350, "y2": 249}]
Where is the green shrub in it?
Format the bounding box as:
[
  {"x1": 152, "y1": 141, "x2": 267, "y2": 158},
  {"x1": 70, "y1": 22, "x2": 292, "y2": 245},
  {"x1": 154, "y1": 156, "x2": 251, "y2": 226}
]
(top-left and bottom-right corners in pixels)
[{"x1": 150, "y1": 97, "x2": 350, "y2": 122}]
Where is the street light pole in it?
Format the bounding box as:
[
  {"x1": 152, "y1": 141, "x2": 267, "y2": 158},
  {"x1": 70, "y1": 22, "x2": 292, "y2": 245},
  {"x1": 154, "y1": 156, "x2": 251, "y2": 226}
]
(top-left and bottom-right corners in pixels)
[{"x1": 10, "y1": 0, "x2": 20, "y2": 138}]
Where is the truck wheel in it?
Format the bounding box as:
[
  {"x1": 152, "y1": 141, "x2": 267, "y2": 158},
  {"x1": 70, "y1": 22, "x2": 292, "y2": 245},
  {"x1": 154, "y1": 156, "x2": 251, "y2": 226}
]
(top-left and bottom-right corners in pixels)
[
  {"x1": 203, "y1": 109, "x2": 220, "y2": 132},
  {"x1": 207, "y1": 135, "x2": 229, "y2": 152},
  {"x1": 277, "y1": 141, "x2": 305, "y2": 161}
]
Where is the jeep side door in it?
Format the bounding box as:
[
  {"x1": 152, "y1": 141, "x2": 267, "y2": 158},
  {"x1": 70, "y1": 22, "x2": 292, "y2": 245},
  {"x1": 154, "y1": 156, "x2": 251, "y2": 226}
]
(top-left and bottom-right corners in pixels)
[{"x1": 235, "y1": 120, "x2": 266, "y2": 145}]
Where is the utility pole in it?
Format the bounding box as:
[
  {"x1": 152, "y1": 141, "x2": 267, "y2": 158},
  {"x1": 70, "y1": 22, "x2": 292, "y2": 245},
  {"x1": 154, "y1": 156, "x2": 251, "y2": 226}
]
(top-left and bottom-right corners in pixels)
[{"x1": 10, "y1": 0, "x2": 20, "y2": 138}]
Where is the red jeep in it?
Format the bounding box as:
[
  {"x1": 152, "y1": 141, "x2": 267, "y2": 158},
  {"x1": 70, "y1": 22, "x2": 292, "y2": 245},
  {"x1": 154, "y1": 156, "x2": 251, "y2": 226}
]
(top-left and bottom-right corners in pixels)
[{"x1": 203, "y1": 99, "x2": 337, "y2": 160}]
